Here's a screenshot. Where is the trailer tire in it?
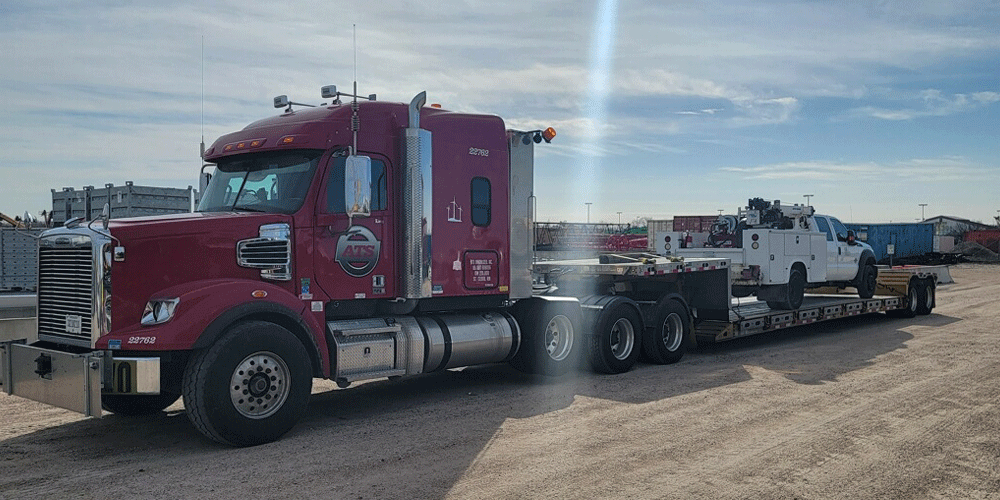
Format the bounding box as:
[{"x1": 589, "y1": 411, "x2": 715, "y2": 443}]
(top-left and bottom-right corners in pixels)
[
  {"x1": 101, "y1": 392, "x2": 180, "y2": 416},
  {"x1": 916, "y1": 278, "x2": 935, "y2": 315},
  {"x1": 857, "y1": 261, "x2": 878, "y2": 299},
  {"x1": 584, "y1": 296, "x2": 643, "y2": 374},
  {"x1": 510, "y1": 298, "x2": 582, "y2": 376},
  {"x1": 642, "y1": 298, "x2": 689, "y2": 365},
  {"x1": 182, "y1": 321, "x2": 312, "y2": 447},
  {"x1": 887, "y1": 281, "x2": 919, "y2": 318}
]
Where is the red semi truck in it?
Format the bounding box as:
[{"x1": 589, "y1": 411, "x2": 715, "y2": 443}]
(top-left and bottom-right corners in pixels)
[{"x1": 0, "y1": 89, "x2": 936, "y2": 446}]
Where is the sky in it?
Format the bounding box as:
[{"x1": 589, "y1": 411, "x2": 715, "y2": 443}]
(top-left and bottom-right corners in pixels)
[{"x1": 1, "y1": 0, "x2": 998, "y2": 226}]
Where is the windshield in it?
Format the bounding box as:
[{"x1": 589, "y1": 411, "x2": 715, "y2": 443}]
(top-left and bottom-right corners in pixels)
[{"x1": 197, "y1": 150, "x2": 322, "y2": 214}]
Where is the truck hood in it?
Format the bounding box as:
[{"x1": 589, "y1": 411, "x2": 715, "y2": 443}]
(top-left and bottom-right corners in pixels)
[
  {"x1": 108, "y1": 211, "x2": 295, "y2": 332},
  {"x1": 108, "y1": 212, "x2": 285, "y2": 241}
]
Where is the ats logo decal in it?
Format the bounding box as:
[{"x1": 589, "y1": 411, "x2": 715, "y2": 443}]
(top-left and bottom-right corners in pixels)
[{"x1": 335, "y1": 226, "x2": 382, "y2": 277}]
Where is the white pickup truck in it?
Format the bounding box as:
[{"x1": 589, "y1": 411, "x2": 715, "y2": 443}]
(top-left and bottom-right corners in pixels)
[{"x1": 653, "y1": 199, "x2": 878, "y2": 310}]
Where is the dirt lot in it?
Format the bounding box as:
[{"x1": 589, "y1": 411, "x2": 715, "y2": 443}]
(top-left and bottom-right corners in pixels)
[{"x1": 2, "y1": 264, "x2": 998, "y2": 499}]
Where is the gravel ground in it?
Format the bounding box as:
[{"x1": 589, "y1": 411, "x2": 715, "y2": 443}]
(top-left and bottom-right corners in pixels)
[{"x1": 1, "y1": 264, "x2": 998, "y2": 499}]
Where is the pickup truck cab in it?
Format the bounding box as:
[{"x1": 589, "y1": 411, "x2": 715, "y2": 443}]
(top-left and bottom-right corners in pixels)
[{"x1": 654, "y1": 200, "x2": 878, "y2": 310}]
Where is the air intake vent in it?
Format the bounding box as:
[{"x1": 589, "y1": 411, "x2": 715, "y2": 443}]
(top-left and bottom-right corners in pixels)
[{"x1": 237, "y1": 223, "x2": 292, "y2": 281}]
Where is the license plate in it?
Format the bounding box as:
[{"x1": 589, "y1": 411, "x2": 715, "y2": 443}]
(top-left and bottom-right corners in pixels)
[{"x1": 65, "y1": 315, "x2": 82, "y2": 334}]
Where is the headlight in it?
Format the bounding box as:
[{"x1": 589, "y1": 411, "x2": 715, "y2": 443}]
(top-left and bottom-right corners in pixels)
[{"x1": 141, "y1": 298, "x2": 180, "y2": 326}]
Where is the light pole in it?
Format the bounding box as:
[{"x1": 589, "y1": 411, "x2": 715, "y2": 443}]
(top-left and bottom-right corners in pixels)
[
  {"x1": 585, "y1": 202, "x2": 592, "y2": 224},
  {"x1": 717, "y1": 209, "x2": 724, "y2": 216},
  {"x1": 919, "y1": 203, "x2": 927, "y2": 221},
  {"x1": 616, "y1": 211, "x2": 622, "y2": 224},
  {"x1": 803, "y1": 194, "x2": 814, "y2": 206}
]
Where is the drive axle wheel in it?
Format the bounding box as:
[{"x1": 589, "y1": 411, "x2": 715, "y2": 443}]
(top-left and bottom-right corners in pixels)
[
  {"x1": 510, "y1": 298, "x2": 582, "y2": 376},
  {"x1": 183, "y1": 321, "x2": 312, "y2": 446}
]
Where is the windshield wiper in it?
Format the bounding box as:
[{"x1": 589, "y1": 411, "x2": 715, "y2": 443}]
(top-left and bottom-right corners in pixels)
[{"x1": 232, "y1": 206, "x2": 267, "y2": 213}]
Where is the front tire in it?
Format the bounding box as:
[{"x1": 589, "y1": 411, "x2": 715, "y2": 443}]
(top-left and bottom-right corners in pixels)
[
  {"x1": 856, "y1": 261, "x2": 878, "y2": 299},
  {"x1": 182, "y1": 321, "x2": 313, "y2": 446},
  {"x1": 642, "y1": 297, "x2": 689, "y2": 365}
]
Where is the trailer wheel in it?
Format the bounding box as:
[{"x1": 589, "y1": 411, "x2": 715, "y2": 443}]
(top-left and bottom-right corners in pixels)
[
  {"x1": 856, "y1": 261, "x2": 878, "y2": 299},
  {"x1": 642, "y1": 298, "x2": 689, "y2": 365},
  {"x1": 887, "y1": 280, "x2": 919, "y2": 318},
  {"x1": 916, "y1": 278, "x2": 935, "y2": 315},
  {"x1": 182, "y1": 321, "x2": 312, "y2": 446},
  {"x1": 101, "y1": 392, "x2": 180, "y2": 416},
  {"x1": 510, "y1": 298, "x2": 582, "y2": 376},
  {"x1": 584, "y1": 296, "x2": 643, "y2": 374}
]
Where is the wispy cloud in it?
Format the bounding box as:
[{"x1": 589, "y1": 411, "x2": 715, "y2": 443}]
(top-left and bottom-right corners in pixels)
[
  {"x1": 720, "y1": 156, "x2": 989, "y2": 182},
  {"x1": 847, "y1": 89, "x2": 1000, "y2": 120}
]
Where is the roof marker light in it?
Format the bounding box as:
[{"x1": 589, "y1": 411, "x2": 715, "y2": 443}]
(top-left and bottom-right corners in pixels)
[{"x1": 542, "y1": 127, "x2": 557, "y2": 143}]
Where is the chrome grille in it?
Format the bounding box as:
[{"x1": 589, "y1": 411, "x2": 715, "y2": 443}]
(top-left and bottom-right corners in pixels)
[{"x1": 38, "y1": 244, "x2": 94, "y2": 344}]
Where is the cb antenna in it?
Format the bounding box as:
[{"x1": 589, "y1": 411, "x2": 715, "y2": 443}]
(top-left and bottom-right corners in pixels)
[
  {"x1": 351, "y1": 24, "x2": 359, "y2": 156},
  {"x1": 200, "y1": 34, "x2": 205, "y2": 160}
]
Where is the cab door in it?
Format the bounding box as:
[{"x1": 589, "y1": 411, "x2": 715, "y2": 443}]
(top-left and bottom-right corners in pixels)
[
  {"x1": 313, "y1": 154, "x2": 395, "y2": 301},
  {"x1": 830, "y1": 217, "x2": 861, "y2": 281},
  {"x1": 814, "y1": 216, "x2": 849, "y2": 281}
]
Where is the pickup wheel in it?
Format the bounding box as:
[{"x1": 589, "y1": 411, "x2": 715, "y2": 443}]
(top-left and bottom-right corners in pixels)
[
  {"x1": 767, "y1": 268, "x2": 806, "y2": 310},
  {"x1": 584, "y1": 296, "x2": 643, "y2": 374},
  {"x1": 510, "y1": 299, "x2": 582, "y2": 376},
  {"x1": 642, "y1": 298, "x2": 688, "y2": 365},
  {"x1": 101, "y1": 392, "x2": 180, "y2": 416},
  {"x1": 182, "y1": 321, "x2": 312, "y2": 447},
  {"x1": 916, "y1": 278, "x2": 935, "y2": 315},
  {"x1": 857, "y1": 261, "x2": 878, "y2": 299}
]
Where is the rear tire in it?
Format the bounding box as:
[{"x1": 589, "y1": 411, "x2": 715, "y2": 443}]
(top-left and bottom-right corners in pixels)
[
  {"x1": 583, "y1": 296, "x2": 643, "y2": 374},
  {"x1": 510, "y1": 298, "x2": 582, "y2": 376},
  {"x1": 642, "y1": 298, "x2": 689, "y2": 365},
  {"x1": 182, "y1": 321, "x2": 313, "y2": 447},
  {"x1": 768, "y1": 268, "x2": 806, "y2": 310},
  {"x1": 916, "y1": 278, "x2": 935, "y2": 315},
  {"x1": 102, "y1": 392, "x2": 180, "y2": 416}
]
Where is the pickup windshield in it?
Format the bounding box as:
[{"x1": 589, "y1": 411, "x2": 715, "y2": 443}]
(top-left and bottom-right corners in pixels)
[{"x1": 197, "y1": 150, "x2": 322, "y2": 214}]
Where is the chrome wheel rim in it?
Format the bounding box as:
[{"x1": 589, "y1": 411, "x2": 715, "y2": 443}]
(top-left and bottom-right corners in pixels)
[
  {"x1": 230, "y1": 351, "x2": 291, "y2": 419},
  {"x1": 609, "y1": 318, "x2": 635, "y2": 361},
  {"x1": 544, "y1": 315, "x2": 574, "y2": 361},
  {"x1": 662, "y1": 312, "x2": 684, "y2": 352}
]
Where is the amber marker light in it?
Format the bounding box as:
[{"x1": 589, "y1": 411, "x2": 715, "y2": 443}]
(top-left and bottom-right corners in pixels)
[
  {"x1": 542, "y1": 127, "x2": 557, "y2": 142},
  {"x1": 251, "y1": 290, "x2": 268, "y2": 298}
]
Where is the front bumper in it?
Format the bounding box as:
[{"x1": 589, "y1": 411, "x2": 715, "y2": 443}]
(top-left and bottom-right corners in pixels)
[{"x1": 1, "y1": 340, "x2": 161, "y2": 417}]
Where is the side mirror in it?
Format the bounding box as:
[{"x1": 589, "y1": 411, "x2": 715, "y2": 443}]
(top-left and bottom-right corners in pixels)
[
  {"x1": 345, "y1": 155, "x2": 372, "y2": 217},
  {"x1": 21, "y1": 211, "x2": 35, "y2": 229}
]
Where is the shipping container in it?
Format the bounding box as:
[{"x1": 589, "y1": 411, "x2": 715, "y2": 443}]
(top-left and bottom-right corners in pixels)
[
  {"x1": 964, "y1": 229, "x2": 1000, "y2": 253},
  {"x1": 845, "y1": 223, "x2": 934, "y2": 263},
  {"x1": 672, "y1": 215, "x2": 718, "y2": 232}
]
